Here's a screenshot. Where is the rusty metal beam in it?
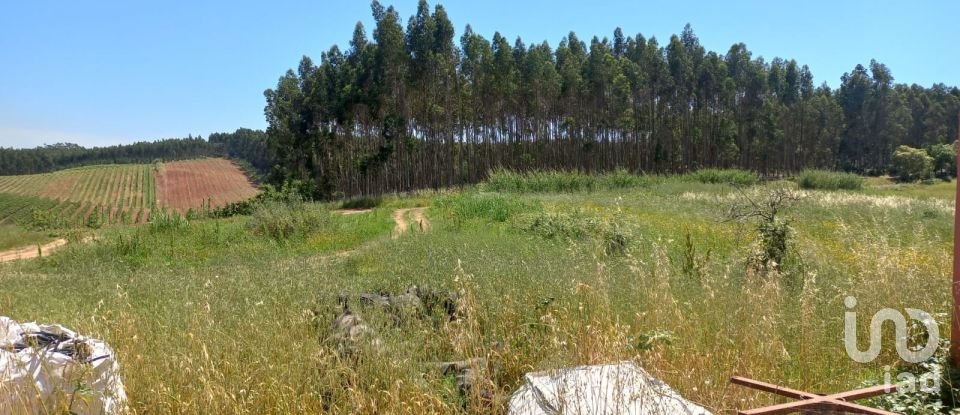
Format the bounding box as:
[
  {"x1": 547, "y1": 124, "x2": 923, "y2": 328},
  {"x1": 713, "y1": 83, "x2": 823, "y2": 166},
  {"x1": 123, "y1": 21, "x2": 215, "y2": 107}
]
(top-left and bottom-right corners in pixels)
[{"x1": 731, "y1": 376, "x2": 899, "y2": 415}]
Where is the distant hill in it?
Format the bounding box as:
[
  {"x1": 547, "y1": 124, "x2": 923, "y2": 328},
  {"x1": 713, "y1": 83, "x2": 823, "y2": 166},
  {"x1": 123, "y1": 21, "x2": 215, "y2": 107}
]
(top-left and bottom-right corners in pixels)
[{"x1": 0, "y1": 128, "x2": 271, "y2": 177}]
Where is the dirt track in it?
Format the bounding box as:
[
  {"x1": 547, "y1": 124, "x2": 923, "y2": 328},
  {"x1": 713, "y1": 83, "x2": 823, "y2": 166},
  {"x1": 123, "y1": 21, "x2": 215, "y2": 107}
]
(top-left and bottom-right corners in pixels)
[
  {"x1": 1, "y1": 207, "x2": 426, "y2": 263},
  {"x1": 0, "y1": 238, "x2": 69, "y2": 263}
]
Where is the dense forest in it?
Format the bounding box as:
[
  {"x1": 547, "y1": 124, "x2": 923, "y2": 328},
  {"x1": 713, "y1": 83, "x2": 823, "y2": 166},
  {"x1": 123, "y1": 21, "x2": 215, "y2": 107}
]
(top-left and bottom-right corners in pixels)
[
  {"x1": 264, "y1": 0, "x2": 960, "y2": 198},
  {"x1": 0, "y1": 128, "x2": 270, "y2": 176}
]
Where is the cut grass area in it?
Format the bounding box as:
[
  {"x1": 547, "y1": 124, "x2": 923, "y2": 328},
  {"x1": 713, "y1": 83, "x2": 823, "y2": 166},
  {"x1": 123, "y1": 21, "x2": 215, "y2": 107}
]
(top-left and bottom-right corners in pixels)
[
  {"x1": 0, "y1": 224, "x2": 52, "y2": 251},
  {"x1": 0, "y1": 179, "x2": 952, "y2": 413}
]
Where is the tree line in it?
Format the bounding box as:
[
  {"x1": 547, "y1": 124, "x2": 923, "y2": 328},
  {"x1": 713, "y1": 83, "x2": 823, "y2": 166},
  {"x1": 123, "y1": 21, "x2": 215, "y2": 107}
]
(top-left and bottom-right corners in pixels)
[
  {"x1": 0, "y1": 129, "x2": 270, "y2": 176},
  {"x1": 264, "y1": 0, "x2": 960, "y2": 198}
]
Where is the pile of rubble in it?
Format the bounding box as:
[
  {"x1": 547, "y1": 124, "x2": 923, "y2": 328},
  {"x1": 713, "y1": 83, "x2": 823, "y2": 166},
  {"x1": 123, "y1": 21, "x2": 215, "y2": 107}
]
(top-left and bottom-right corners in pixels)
[{"x1": 324, "y1": 287, "x2": 711, "y2": 414}]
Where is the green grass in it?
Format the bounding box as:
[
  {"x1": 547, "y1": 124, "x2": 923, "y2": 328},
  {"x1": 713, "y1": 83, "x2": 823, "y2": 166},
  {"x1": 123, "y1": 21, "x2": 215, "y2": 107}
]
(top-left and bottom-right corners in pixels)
[
  {"x1": 796, "y1": 169, "x2": 865, "y2": 190},
  {"x1": 0, "y1": 224, "x2": 51, "y2": 250},
  {"x1": 0, "y1": 178, "x2": 952, "y2": 414}
]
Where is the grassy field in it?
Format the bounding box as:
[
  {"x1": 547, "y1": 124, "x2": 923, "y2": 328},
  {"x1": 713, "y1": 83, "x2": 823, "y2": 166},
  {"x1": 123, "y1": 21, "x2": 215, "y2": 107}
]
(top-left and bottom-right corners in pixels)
[
  {"x1": 0, "y1": 158, "x2": 257, "y2": 227},
  {"x1": 0, "y1": 224, "x2": 52, "y2": 250},
  {"x1": 0, "y1": 175, "x2": 953, "y2": 414}
]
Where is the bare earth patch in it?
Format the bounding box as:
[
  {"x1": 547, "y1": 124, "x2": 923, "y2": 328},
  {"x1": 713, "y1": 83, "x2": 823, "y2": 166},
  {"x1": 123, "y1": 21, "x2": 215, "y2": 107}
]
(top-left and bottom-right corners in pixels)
[{"x1": 392, "y1": 208, "x2": 430, "y2": 238}]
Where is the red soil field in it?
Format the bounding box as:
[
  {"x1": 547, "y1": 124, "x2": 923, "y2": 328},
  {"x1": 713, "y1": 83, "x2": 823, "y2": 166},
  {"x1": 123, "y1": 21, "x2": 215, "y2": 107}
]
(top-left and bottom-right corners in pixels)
[{"x1": 155, "y1": 159, "x2": 258, "y2": 213}]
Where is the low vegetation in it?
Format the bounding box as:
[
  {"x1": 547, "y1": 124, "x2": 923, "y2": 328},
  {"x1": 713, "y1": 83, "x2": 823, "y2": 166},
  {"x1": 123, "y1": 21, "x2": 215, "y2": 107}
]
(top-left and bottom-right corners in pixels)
[
  {"x1": 482, "y1": 169, "x2": 656, "y2": 193},
  {"x1": 684, "y1": 168, "x2": 758, "y2": 186},
  {"x1": 797, "y1": 169, "x2": 865, "y2": 190}
]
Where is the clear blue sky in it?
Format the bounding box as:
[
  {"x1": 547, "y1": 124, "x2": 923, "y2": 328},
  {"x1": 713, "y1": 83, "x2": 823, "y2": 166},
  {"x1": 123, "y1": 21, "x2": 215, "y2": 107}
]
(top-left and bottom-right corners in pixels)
[{"x1": 1, "y1": 0, "x2": 957, "y2": 149}]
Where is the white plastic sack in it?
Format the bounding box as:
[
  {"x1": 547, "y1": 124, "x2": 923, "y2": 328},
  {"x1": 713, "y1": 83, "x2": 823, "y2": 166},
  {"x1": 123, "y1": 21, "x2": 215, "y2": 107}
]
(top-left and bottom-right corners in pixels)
[
  {"x1": 0, "y1": 316, "x2": 126, "y2": 415},
  {"x1": 507, "y1": 361, "x2": 712, "y2": 415}
]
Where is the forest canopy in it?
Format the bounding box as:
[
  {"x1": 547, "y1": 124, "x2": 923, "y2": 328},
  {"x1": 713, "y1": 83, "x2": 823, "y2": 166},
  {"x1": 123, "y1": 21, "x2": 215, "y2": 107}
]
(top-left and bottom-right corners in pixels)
[{"x1": 264, "y1": 0, "x2": 960, "y2": 198}]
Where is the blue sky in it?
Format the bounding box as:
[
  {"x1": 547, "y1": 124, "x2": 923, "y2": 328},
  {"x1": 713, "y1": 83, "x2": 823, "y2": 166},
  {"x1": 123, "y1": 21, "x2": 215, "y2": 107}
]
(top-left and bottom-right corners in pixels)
[{"x1": 1, "y1": 1, "x2": 957, "y2": 149}]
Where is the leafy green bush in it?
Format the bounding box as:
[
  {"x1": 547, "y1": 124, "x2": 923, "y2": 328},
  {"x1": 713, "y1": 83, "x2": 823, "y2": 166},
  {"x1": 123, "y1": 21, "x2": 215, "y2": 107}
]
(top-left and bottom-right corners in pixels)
[
  {"x1": 248, "y1": 201, "x2": 331, "y2": 240},
  {"x1": 926, "y1": 143, "x2": 956, "y2": 179},
  {"x1": 483, "y1": 169, "x2": 654, "y2": 193},
  {"x1": 433, "y1": 192, "x2": 539, "y2": 225},
  {"x1": 892, "y1": 145, "x2": 934, "y2": 182},
  {"x1": 684, "y1": 169, "x2": 757, "y2": 186},
  {"x1": 796, "y1": 169, "x2": 864, "y2": 190}
]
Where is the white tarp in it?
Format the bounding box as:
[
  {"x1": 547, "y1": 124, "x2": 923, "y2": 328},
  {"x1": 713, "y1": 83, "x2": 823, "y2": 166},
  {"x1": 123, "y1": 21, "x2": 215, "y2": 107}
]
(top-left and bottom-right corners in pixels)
[
  {"x1": 507, "y1": 361, "x2": 712, "y2": 415},
  {"x1": 0, "y1": 316, "x2": 126, "y2": 415}
]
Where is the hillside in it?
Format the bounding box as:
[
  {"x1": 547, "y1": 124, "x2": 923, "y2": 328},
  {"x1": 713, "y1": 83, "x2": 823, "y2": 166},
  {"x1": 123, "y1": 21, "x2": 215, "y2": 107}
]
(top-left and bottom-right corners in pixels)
[{"x1": 0, "y1": 158, "x2": 257, "y2": 226}]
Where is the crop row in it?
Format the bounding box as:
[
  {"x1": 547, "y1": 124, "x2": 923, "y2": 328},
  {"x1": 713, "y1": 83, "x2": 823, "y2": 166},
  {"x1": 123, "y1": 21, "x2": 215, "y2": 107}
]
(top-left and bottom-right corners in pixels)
[
  {"x1": 0, "y1": 191, "x2": 154, "y2": 228},
  {"x1": 0, "y1": 164, "x2": 154, "y2": 209}
]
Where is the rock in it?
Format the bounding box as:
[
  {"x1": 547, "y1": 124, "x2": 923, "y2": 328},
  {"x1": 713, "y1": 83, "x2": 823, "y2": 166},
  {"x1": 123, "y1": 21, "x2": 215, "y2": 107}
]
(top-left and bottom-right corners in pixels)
[
  {"x1": 0, "y1": 316, "x2": 127, "y2": 415},
  {"x1": 357, "y1": 285, "x2": 463, "y2": 323},
  {"x1": 507, "y1": 361, "x2": 712, "y2": 415},
  {"x1": 329, "y1": 300, "x2": 382, "y2": 356},
  {"x1": 358, "y1": 293, "x2": 390, "y2": 308}
]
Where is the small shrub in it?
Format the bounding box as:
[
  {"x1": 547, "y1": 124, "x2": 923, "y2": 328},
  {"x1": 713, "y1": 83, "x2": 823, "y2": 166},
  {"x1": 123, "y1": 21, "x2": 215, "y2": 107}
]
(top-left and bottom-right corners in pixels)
[
  {"x1": 85, "y1": 206, "x2": 106, "y2": 229},
  {"x1": 685, "y1": 169, "x2": 757, "y2": 186},
  {"x1": 248, "y1": 201, "x2": 331, "y2": 240},
  {"x1": 727, "y1": 188, "x2": 800, "y2": 273},
  {"x1": 796, "y1": 169, "x2": 864, "y2": 190}
]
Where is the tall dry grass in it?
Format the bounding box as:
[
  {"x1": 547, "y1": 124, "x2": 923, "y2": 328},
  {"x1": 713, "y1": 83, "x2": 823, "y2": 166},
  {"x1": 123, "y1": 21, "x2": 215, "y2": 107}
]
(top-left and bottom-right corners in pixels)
[{"x1": 0, "y1": 178, "x2": 952, "y2": 413}]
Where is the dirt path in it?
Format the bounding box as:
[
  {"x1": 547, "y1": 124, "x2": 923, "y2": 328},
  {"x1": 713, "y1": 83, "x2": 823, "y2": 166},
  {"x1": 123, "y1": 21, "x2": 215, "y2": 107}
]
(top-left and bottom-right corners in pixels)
[
  {"x1": 334, "y1": 209, "x2": 372, "y2": 215},
  {"x1": 0, "y1": 238, "x2": 69, "y2": 263},
  {"x1": 392, "y1": 208, "x2": 430, "y2": 238},
  {"x1": 0, "y1": 236, "x2": 95, "y2": 263},
  {"x1": 410, "y1": 208, "x2": 431, "y2": 232}
]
